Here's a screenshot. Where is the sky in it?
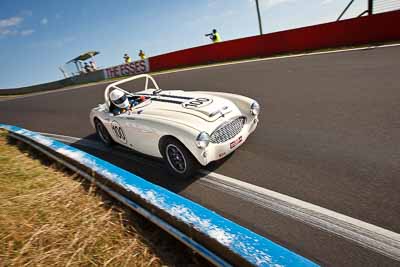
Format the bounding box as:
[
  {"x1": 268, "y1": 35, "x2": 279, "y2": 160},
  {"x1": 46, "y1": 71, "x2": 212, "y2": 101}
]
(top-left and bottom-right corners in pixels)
[{"x1": 0, "y1": 0, "x2": 373, "y2": 89}]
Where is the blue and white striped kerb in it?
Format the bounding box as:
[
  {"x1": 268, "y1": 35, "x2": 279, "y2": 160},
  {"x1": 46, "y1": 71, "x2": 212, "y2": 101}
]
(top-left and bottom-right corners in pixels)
[{"x1": 0, "y1": 124, "x2": 318, "y2": 267}]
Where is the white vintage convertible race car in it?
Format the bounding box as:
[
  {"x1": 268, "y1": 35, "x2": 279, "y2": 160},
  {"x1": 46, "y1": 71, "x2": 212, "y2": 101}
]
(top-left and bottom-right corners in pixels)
[{"x1": 90, "y1": 74, "x2": 260, "y2": 178}]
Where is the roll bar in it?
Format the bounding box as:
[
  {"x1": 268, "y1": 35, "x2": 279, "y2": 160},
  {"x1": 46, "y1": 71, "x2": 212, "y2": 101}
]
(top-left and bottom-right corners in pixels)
[{"x1": 104, "y1": 74, "x2": 160, "y2": 108}]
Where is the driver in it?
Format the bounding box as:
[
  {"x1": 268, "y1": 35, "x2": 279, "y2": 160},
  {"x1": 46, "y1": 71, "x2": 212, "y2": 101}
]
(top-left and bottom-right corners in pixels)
[{"x1": 110, "y1": 89, "x2": 145, "y2": 115}]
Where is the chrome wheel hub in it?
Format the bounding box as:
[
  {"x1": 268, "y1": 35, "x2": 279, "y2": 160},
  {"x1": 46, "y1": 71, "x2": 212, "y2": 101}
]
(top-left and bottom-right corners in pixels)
[{"x1": 166, "y1": 144, "x2": 187, "y2": 174}]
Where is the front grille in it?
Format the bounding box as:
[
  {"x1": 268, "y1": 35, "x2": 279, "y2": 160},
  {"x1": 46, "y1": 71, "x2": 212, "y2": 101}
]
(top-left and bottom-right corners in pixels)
[{"x1": 210, "y1": 117, "x2": 246, "y2": 144}]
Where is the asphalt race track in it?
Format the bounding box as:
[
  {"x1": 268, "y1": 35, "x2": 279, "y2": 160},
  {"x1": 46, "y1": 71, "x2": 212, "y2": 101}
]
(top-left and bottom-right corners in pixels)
[{"x1": 1, "y1": 45, "x2": 400, "y2": 266}]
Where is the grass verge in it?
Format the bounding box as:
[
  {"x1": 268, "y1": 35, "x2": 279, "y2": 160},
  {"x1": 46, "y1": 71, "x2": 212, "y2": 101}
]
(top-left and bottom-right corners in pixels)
[{"x1": 0, "y1": 130, "x2": 208, "y2": 266}]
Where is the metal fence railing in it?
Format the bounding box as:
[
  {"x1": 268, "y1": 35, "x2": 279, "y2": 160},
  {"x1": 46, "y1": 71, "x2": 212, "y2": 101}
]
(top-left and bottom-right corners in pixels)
[
  {"x1": 374, "y1": 0, "x2": 400, "y2": 13},
  {"x1": 338, "y1": 0, "x2": 400, "y2": 20}
]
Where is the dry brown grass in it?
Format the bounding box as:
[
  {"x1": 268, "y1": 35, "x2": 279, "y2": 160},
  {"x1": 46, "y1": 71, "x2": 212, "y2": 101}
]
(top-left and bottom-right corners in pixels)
[{"x1": 0, "y1": 131, "x2": 208, "y2": 267}]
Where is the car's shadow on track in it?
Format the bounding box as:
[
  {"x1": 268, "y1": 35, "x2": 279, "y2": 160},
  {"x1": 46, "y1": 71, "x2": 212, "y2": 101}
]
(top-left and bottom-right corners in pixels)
[
  {"x1": 202, "y1": 153, "x2": 234, "y2": 173},
  {"x1": 68, "y1": 134, "x2": 218, "y2": 193}
]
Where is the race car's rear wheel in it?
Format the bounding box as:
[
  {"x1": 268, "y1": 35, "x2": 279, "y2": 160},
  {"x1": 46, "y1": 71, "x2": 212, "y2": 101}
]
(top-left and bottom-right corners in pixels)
[
  {"x1": 94, "y1": 119, "x2": 114, "y2": 146},
  {"x1": 161, "y1": 137, "x2": 199, "y2": 178}
]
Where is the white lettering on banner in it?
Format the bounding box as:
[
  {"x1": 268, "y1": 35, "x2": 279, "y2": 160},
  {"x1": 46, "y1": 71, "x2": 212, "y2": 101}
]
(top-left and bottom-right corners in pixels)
[{"x1": 104, "y1": 59, "x2": 149, "y2": 79}]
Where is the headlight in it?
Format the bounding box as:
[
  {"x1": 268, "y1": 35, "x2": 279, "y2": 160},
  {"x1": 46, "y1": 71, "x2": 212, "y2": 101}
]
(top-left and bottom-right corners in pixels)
[
  {"x1": 196, "y1": 132, "x2": 210, "y2": 148},
  {"x1": 250, "y1": 101, "x2": 260, "y2": 116}
]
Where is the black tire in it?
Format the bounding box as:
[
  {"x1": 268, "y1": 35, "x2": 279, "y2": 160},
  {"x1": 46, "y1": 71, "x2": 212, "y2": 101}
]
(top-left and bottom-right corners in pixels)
[
  {"x1": 94, "y1": 119, "x2": 114, "y2": 146},
  {"x1": 161, "y1": 137, "x2": 199, "y2": 178}
]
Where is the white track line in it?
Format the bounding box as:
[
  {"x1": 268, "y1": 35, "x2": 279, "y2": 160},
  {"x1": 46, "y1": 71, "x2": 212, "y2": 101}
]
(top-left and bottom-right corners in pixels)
[
  {"x1": 200, "y1": 170, "x2": 400, "y2": 261},
  {"x1": 39, "y1": 132, "x2": 400, "y2": 261}
]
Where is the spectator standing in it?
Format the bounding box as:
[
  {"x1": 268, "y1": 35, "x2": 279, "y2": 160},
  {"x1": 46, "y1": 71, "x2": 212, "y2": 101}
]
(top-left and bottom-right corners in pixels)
[
  {"x1": 138, "y1": 50, "x2": 146, "y2": 60},
  {"x1": 89, "y1": 61, "x2": 97, "y2": 71},
  {"x1": 84, "y1": 62, "x2": 91, "y2": 73},
  {"x1": 123, "y1": 53, "x2": 132, "y2": 64},
  {"x1": 205, "y1": 29, "x2": 221, "y2": 43}
]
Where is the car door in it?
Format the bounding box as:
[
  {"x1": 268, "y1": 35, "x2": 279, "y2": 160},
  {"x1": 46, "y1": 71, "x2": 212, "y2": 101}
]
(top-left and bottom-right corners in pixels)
[
  {"x1": 108, "y1": 115, "x2": 130, "y2": 147},
  {"x1": 119, "y1": 113, "x2": 161, "y2": 157},
  {"x1": 110, "y1": 113, "x2": 147, "y2": 152}
]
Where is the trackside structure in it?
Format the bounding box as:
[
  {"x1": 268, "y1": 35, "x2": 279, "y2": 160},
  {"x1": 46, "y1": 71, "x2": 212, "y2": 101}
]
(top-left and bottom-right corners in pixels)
[
  {"x1": 148, "y1": 10, "x2": 400, "y2": 71},
  {"x1": 1, "y1": 10, "x2": 400, "y2": 94},
  {"x1": 0, "y1": 124, "x2": 319, "y2": 267}
]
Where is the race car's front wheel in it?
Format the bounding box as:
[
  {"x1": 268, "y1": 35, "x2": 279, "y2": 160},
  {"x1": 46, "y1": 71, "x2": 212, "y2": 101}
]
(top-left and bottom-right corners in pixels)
[
  {"x1": 161, "y1": 137, "x2": 199, "y2": 178},
  {"x1": 94, "y1": 119, "x2": 114, "y2": 146}
]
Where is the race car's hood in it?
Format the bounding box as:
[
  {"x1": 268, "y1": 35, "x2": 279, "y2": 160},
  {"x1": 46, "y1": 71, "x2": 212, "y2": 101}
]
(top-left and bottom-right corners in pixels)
[{"x1": 135, "y1": 90, "x2": 240, "y2": 123}]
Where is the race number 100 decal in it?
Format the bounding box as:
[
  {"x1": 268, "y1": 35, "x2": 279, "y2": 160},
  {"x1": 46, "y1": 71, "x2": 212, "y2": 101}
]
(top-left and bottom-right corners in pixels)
[
  {"x1": 111, "y1": 121, "x2": 127, "y2": 144},
  {"x1": 183, "y1": 98, "x2": 212, "y2": 108}
]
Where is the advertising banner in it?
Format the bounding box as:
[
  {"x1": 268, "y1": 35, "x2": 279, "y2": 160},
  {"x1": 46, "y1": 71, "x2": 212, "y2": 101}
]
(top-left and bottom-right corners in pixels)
[{"x1": 104, "y1": 59, "x2": 149, "y2": 79}]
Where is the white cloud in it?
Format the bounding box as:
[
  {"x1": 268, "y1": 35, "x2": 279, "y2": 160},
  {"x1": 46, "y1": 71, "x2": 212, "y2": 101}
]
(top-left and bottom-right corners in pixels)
[
  {"x1": 40, "y1": 17, "x2": 48, "y2": 25},
  {"x1": 20, "y1": 29, "x2": 35, "y2": 36},
  {"x1": 0, "y1": 16, "x2": 23, "y2": 28},
  {"x1": 0, "y1": 16, "x2": 23, "y2": 36},
  {"x1": 0, "y1": 29, "x2": 17, "y2": 36},
  {"x1": 0, "y1": 14, "x2": 35, "y2": 37}
]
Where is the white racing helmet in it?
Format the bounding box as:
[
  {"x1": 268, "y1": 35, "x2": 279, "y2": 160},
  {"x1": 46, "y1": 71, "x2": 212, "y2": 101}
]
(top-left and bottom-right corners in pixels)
[{"x1": 110, "y1": 89, "x2": 129, "y2": 109}]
